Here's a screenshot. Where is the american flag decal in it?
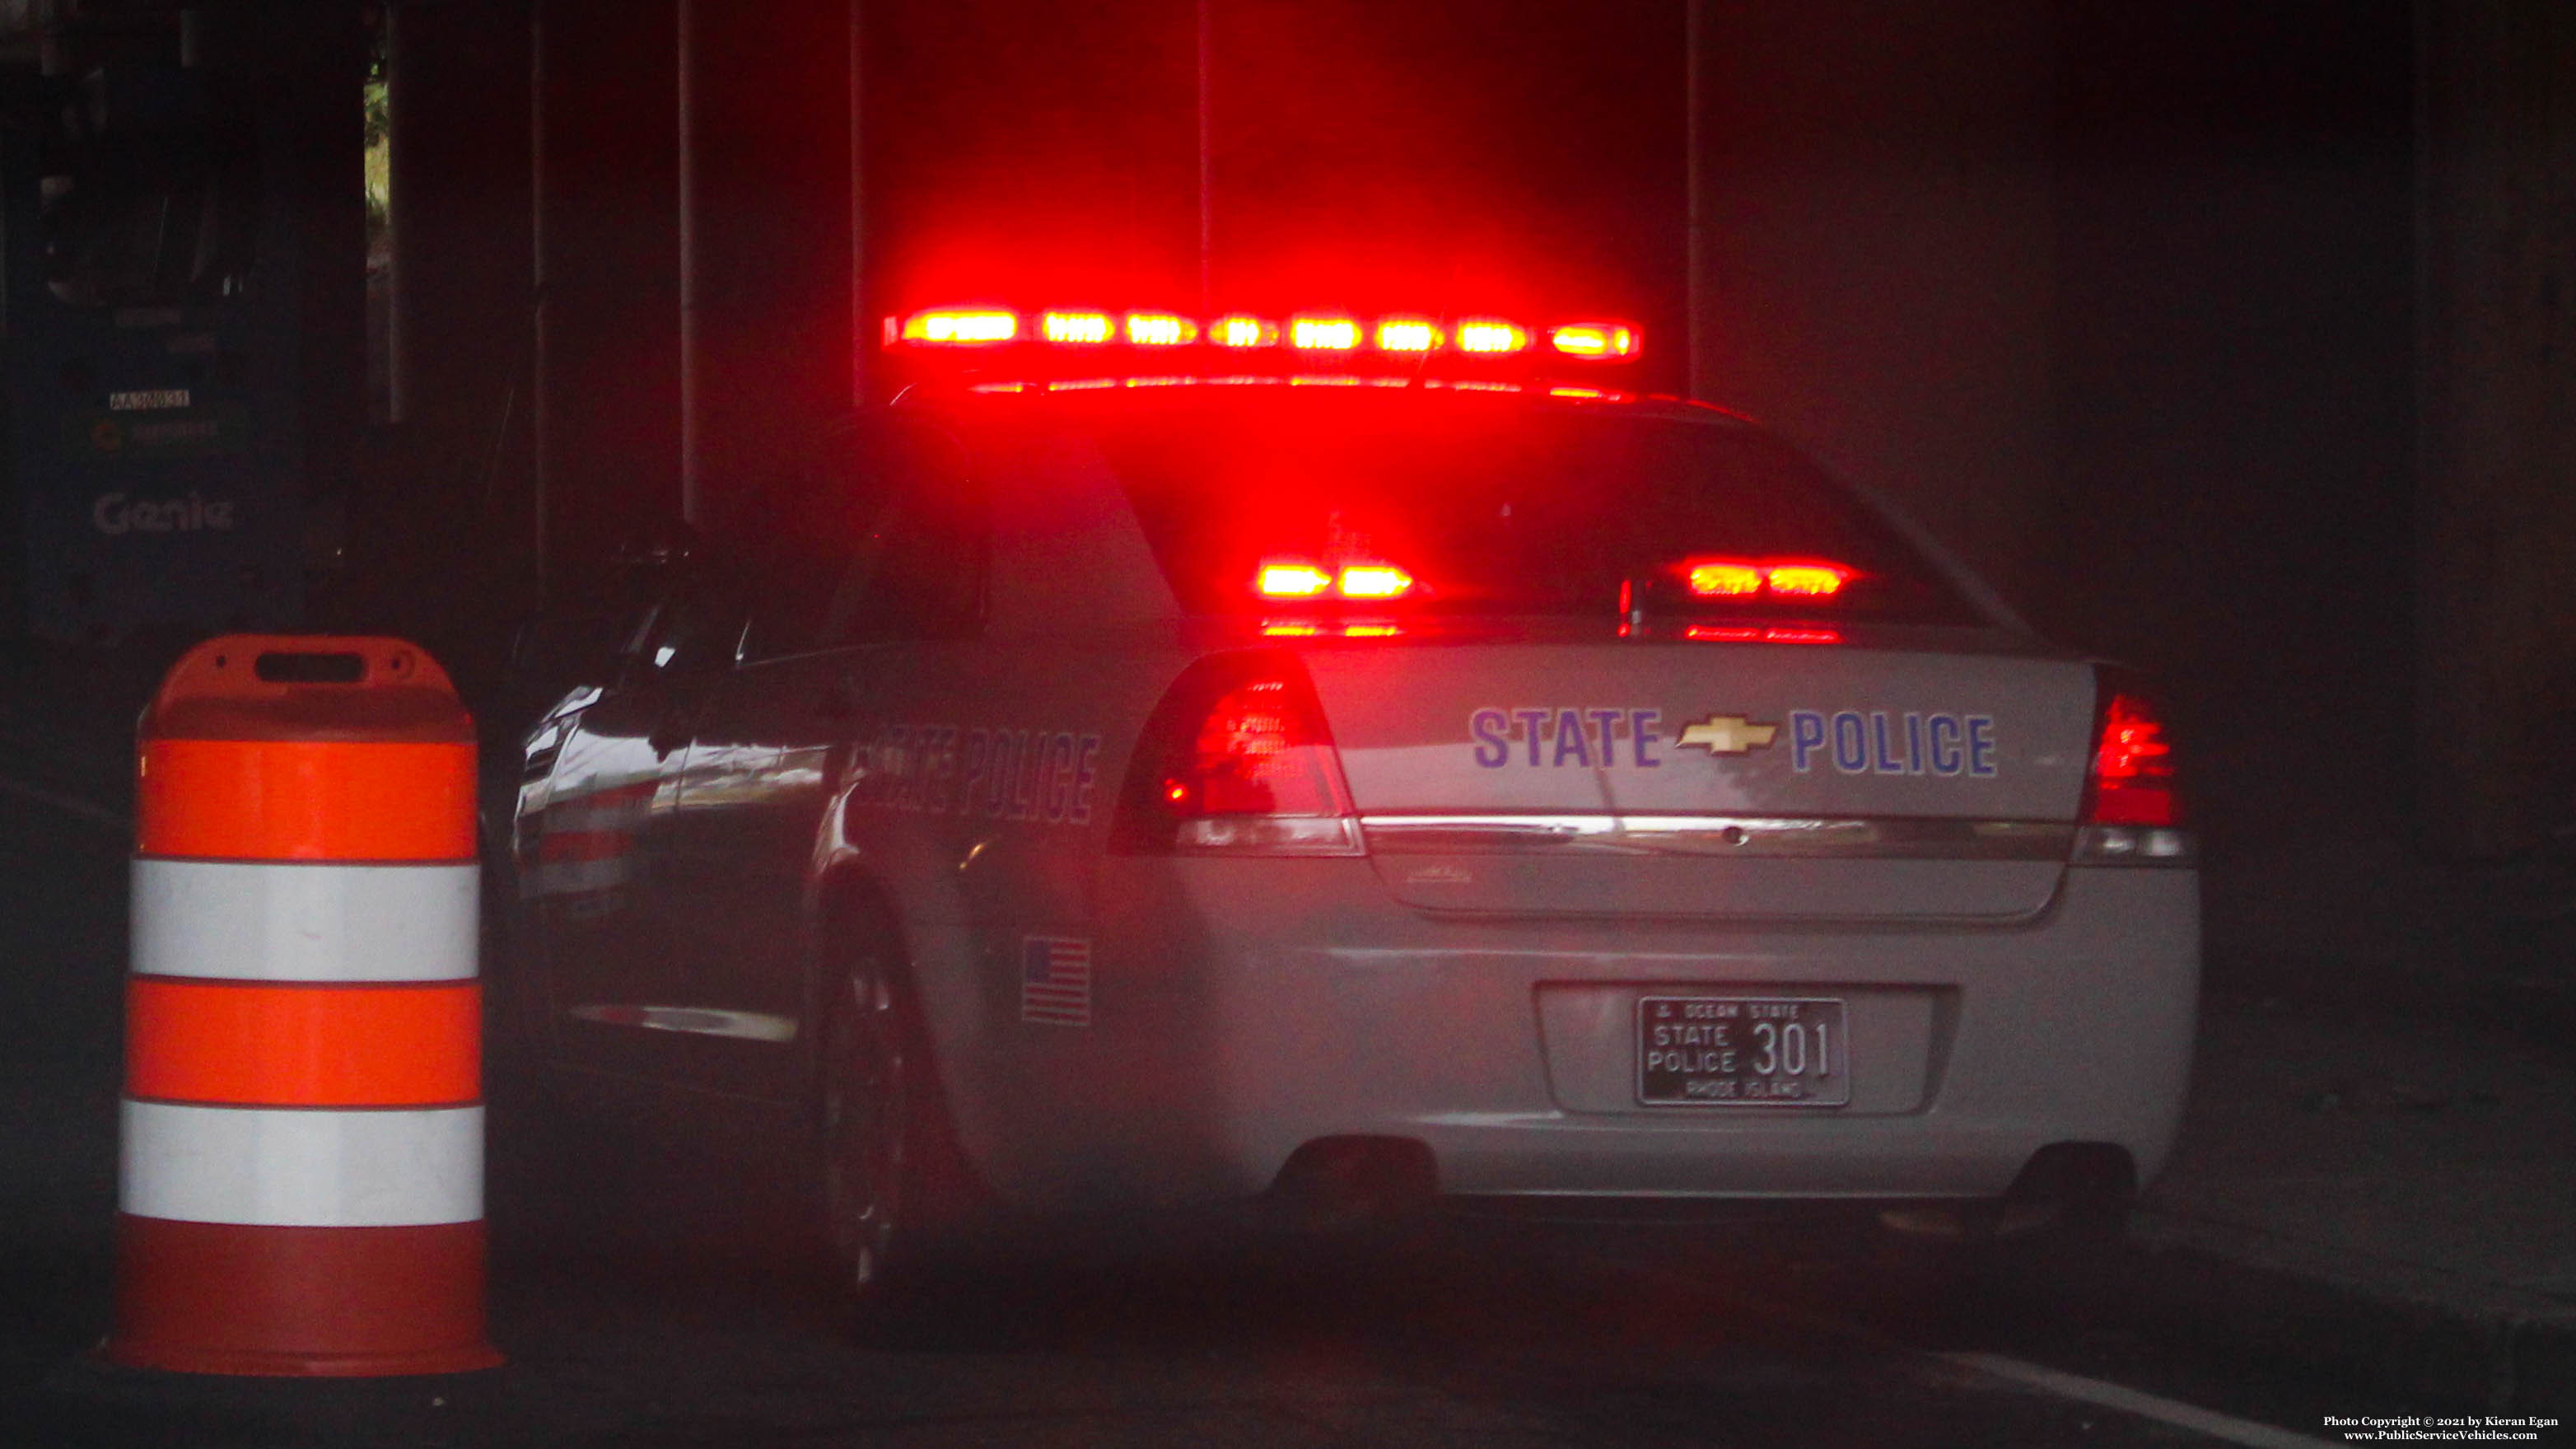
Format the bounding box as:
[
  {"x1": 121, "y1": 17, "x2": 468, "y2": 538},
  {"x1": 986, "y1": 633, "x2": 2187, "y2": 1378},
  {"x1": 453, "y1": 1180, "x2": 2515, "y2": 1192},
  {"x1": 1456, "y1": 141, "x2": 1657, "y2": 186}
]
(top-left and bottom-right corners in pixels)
[{"x1": 1020, "y1": 936, "x2": 1093, "y2": 1026}]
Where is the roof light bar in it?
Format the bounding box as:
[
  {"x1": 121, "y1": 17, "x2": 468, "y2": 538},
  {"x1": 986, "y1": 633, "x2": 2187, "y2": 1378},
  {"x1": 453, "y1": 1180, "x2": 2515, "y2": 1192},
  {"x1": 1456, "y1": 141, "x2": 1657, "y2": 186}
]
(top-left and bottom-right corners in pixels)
[{"x1": 886, "y1": 303, "x2": 1644, "y2": 369}]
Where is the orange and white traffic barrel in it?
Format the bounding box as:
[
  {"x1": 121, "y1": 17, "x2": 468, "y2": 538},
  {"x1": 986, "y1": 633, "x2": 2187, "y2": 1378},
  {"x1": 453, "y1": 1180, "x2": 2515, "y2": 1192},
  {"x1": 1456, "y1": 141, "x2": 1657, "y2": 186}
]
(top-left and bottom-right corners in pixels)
[{"x1": 108, "y1": 636, "x2": 501, "y2": 1377}]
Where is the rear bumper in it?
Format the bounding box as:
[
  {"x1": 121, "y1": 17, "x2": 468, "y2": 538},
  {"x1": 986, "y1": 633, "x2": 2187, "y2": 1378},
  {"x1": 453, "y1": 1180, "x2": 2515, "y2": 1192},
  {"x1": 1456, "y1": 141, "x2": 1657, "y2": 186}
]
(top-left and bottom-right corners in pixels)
[{"x1": 992, "y1": 862, "x2": 2196, "y2": 1210}]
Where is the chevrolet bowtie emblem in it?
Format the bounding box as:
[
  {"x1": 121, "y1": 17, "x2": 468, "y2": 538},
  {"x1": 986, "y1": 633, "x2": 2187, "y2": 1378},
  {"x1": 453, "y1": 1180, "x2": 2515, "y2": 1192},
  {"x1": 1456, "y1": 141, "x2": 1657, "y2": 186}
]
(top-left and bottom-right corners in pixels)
[{"x1": 1677, "y1": 714, "x2": 1779, "y2": 755}]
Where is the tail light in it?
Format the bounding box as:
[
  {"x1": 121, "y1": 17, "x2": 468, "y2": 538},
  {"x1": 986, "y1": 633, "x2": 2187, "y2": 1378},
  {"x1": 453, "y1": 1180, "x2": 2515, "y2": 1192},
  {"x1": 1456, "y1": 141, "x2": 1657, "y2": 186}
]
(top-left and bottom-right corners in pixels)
[
  {"x1": 1112, "y1": 654, "x2": 1364, "y2": 857},
  {"x1": 2075, "y1": 670, "x2": 2192, "y2": 864}
]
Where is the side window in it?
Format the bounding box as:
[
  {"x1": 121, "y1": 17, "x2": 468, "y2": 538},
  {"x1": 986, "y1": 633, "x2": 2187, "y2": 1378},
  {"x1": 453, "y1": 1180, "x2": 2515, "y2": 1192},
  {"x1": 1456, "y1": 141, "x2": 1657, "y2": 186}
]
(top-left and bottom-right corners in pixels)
[
  {"x1": 824, "y1": 423, "x2": 983, "y2": 645},
  {"x1": 737, "y1": 424, "x2": 893, "y2": 661},
  {"x1": 632, "y1": 570, "x2": 749, "y2": 680}
]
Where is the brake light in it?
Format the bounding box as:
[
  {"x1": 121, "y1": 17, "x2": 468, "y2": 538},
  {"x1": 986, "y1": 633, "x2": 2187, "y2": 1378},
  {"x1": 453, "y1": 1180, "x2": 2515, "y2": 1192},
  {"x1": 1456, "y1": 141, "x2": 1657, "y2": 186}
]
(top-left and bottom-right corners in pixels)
[
  {"x1": 1549, "y1": 321, "x2": 1639, "y2": 360},
  {"x1": 1454, "y1": 319, "x2": 1529, "y2": 354},
  {"x1": 1374, "y1": 317, "x2": 1444, "y2": 353},
  {"x1": 898, "y1": 308, "x2": 1018, "y2": 345},
  {"x1": 1290, "y1": 316, "x2": 1361, "y2": 351},
  {"x1": 2076, "y1": 673, "x2": 2192, "y2": 863},
  {"x1": 2088, "y1": 693, "x2": 2177, "y2": 825},
  {"x1": 1124, "y1": 312, "x2": 1198, "y2": 346},
  {"x1": 1113, "y1": 656, "x2": 1363, "y2": 856},
  {"x1": 1043, "y1": 311, "x2": 1115, "y2": 344},
  {"x1": 1212, "y1": 315, "x2": 1279, "y2": 348}
]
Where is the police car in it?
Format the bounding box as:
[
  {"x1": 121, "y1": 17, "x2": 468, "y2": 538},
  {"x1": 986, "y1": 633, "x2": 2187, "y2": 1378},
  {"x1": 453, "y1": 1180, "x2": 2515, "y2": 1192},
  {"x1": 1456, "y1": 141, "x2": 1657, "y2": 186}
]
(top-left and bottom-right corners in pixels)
[{"x1": 507, "y1": 305, "x2": 2197, "y2": 1297}]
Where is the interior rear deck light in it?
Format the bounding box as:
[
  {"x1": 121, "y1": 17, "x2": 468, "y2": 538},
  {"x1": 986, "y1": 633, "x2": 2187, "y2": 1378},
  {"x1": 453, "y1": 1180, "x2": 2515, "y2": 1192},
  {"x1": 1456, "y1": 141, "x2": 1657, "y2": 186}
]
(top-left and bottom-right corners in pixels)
[
  {"x1": 1374, "y1": 317, "x2": 1445, "y2": 353},
  {"x1": 1549, "y1": 321, "x2": 1640, "y2": 360},
  {"x1": 1765, "y1": 563, "x2": 1852, "y2": 596},
  {"x1": 1290, "y1": 316, "x2": 1361, "y2": 352},
  {"x1": 1454, "y1": 319, "x2": 1530, "y2": 354},
  {"x1": 1212, "y1": 315, "x2": 1279, "y2": 348},
  {"x1": 1258, "y1": 560, "x2": 1335, "y2": 598},
  {"x1": 898, "y1": 308, "x2": 1019, "y2": 346},
  {"x1": 1686, "y1": 561, "x2": 1764, "y2": 596},
  {"x1": 1125, "y1": 312, "x2": 1198, "y2": 346},
  {"x1": 1043, "y1": 311, "x2": 1116, "y2": 344},
  {"x1": 1334, "y1": 563, "x2": 1415, "y2": 600}
]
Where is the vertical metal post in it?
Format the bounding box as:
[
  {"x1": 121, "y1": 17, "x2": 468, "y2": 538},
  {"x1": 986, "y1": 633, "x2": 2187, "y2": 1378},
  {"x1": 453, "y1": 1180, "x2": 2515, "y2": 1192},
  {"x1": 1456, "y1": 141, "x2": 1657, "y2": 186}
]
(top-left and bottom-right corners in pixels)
[
  {"x1": 381, "y1": 2, "x2": 404, "y2": 424},
  {"x1": 1197, "y1": 0, "x2": 1214, "y2": 314},
  {"x1": 850, "y1": 0, "x2": 868, "y2": 408},
  {"x1": 675, "y1": 0, "x2": 700, "y2": 525},
  {"x1": 528, "y1": 0, "x2": 549, "y2": 607},
  {"x1": 1682, "y1": 0, "x2": 1703, "y2": 402}
]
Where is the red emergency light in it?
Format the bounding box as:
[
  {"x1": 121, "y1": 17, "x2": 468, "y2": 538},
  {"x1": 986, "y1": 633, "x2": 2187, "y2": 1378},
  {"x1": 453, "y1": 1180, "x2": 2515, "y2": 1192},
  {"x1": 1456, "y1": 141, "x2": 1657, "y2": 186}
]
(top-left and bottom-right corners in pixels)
[
  {"x1": 887, "y1": 304, "x2": 1638, "y2": 367},
  {"x1": 1549, "y1": 321, "x2": 1640, "y2": 361}
]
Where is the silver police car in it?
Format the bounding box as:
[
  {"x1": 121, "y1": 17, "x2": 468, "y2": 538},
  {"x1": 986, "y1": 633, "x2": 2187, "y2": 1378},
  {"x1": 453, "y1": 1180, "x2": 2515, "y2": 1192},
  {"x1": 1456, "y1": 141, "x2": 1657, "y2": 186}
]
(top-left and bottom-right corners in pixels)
[{"x1": 509, "y1": 310, "x2": 2196, "y2": 1297}]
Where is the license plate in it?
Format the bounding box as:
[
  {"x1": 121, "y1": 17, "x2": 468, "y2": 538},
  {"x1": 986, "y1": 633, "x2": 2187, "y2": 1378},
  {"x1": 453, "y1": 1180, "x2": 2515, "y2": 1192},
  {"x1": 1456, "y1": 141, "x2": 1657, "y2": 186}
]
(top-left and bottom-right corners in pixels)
[{"x1": 1637, "y1": 996, "x2": 1849, "y2": 1107}]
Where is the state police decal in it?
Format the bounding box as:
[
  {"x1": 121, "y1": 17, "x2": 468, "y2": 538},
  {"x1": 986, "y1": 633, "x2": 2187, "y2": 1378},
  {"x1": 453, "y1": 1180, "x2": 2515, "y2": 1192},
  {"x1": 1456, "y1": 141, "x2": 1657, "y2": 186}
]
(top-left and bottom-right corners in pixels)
[{"x1": 1468, "y1": 707, "x2": 2000, "y2": 778}]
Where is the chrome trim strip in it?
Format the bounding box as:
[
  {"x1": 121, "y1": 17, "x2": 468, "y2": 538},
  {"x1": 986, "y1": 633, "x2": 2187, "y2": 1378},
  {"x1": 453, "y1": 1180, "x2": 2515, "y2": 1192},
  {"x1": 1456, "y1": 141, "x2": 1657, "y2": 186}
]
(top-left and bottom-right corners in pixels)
[
  {"x1": 1358, "y1": 813, "x2": 2074, "y2": 861},
  {"x1": 566, "y1": 1003, "x2": 800, "y2": 1043}
]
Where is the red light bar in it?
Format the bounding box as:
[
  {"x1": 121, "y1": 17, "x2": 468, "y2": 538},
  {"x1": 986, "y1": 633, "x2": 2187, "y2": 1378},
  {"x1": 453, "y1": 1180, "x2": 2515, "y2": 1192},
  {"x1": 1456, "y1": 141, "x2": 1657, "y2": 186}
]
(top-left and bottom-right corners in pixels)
[
  {"x1": 1290, "y1": 316, "x2": 1360, "y2": 352},
  {"x1": 1454, "y1": 319, "x2": 1529, "y2": 354},
  {"x1": 898, "y1": 308, "x2": 1019, "y2": 346},
  {"x1": 1549, "y1": 321, "x2": 1640, "y2": 361},
  {"x1": 1374, "y1": 317, "x2": 1445, "y2": 353},
  {"x1": 1042, "y1": 311, "x2": 1115, "y2": 344},
  {"x1": 1124, "y1": 312, "x2": 1199, "y2": 346},
  {"x1": 1211, "y1": 315, "x2": 1279, "y2": 348}
]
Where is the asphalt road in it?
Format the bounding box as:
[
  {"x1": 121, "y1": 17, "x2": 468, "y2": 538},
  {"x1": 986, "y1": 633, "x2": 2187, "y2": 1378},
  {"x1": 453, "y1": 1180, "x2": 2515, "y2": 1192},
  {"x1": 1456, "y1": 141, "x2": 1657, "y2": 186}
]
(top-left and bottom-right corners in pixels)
[{"x1": 0, "y1": 773, "x2": 2471, "y2": 1449}]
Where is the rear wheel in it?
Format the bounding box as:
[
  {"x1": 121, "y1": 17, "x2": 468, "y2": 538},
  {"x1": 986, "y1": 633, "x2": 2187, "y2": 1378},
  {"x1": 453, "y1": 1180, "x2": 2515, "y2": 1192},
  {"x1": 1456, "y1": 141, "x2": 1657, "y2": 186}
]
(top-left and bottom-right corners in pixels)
[{"x1": 818, "y1": 909, "x2": 968, "y2": 1315}]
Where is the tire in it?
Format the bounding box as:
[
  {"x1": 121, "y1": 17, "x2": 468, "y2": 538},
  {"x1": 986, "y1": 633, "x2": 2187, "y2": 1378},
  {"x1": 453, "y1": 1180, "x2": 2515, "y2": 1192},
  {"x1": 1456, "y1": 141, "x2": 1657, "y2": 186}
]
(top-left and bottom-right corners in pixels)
[{"x1": 817, "y1": 907, "x2": 973, "y2": 1319}]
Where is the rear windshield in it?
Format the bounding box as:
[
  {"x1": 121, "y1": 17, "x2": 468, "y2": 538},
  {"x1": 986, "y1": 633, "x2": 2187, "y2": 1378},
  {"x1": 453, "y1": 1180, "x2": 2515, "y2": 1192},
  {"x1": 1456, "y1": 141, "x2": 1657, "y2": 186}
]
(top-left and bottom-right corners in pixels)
[{"x1": 996, "y1": 393, "x2": 1982, "y2": 627}]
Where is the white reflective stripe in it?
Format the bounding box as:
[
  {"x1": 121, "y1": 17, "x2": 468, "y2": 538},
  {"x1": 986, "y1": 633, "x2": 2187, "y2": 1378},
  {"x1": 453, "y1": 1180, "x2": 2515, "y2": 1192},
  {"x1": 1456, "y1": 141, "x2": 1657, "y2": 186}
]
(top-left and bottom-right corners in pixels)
[
  {"x1": 119, "y1": 1101, "x2": 483, "y2": 1227},
  {"x1": 131, "y1": 859, "x2": 478, "y2": 982}
]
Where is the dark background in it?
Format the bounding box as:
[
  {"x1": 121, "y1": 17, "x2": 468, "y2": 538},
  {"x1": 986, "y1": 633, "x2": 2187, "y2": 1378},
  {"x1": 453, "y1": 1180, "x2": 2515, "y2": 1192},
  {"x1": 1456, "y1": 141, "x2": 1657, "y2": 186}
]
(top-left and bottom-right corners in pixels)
[{"x1": 6, "y1": 0, "x2": 2571, "y2": 981}]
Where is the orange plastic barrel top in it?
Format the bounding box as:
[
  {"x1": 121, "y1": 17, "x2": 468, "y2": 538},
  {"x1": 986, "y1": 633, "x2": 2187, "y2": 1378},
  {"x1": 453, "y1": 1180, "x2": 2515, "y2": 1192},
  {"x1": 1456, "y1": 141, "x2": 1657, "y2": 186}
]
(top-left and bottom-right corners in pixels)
[{"x1": 137, "y1": 637, "x2": 477, "y2": 862}]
